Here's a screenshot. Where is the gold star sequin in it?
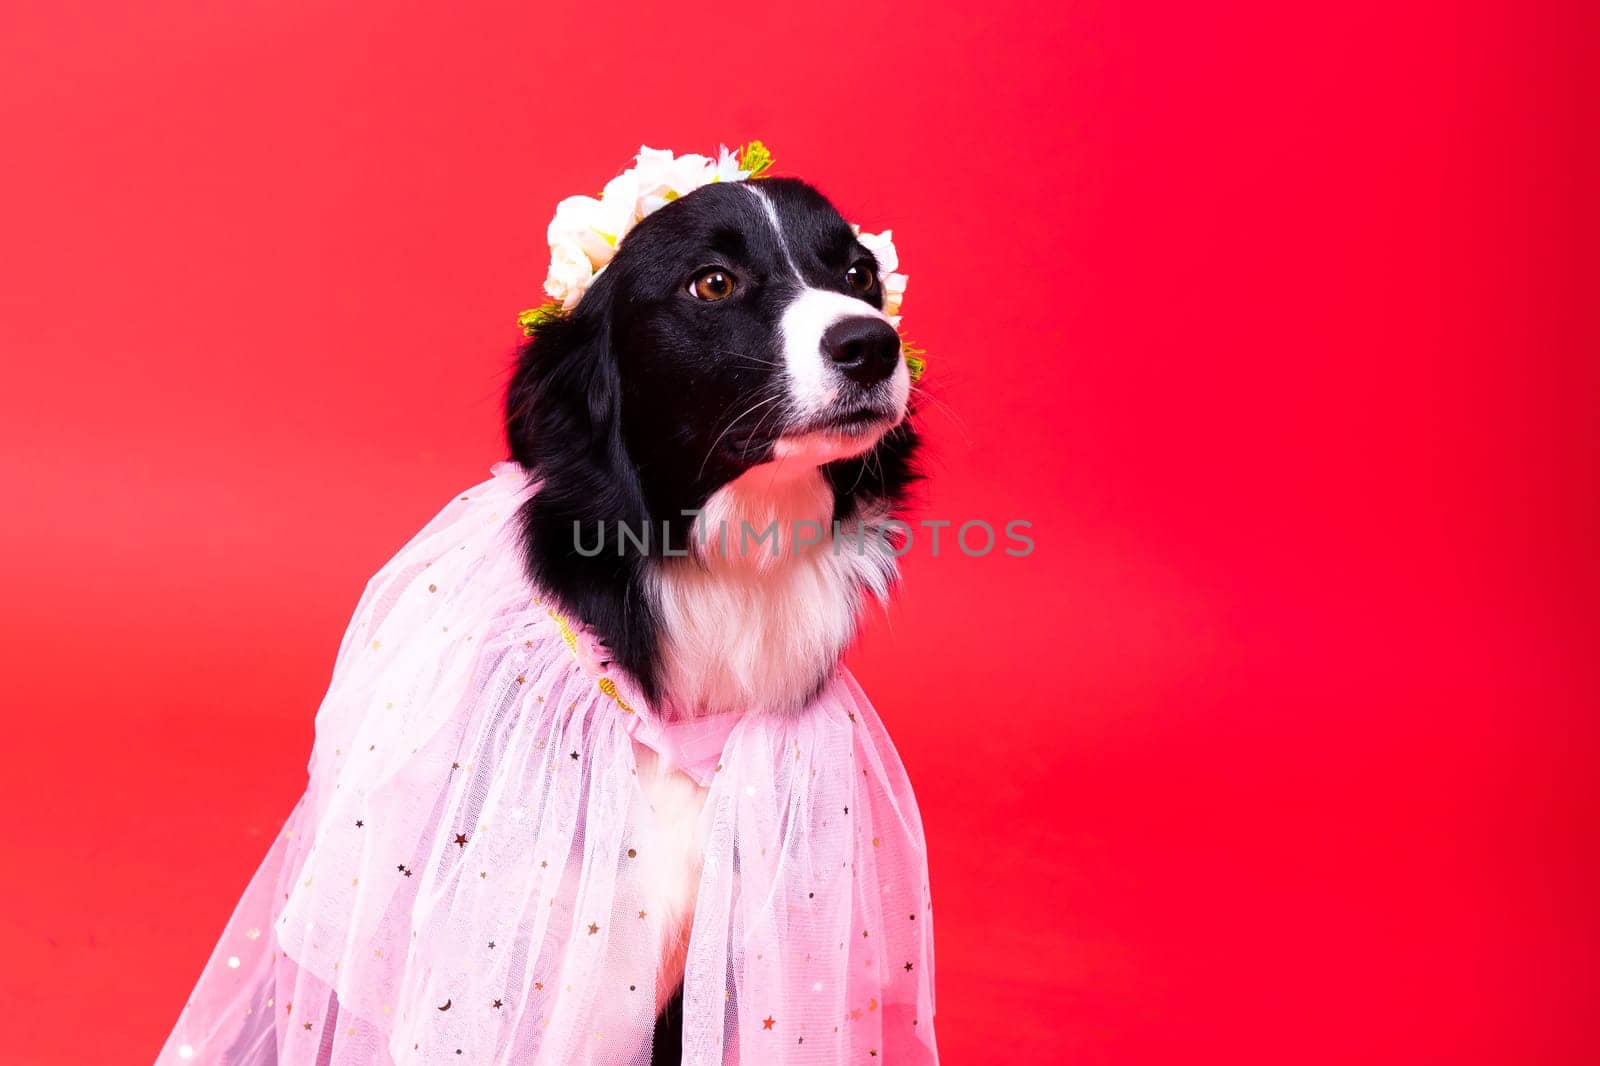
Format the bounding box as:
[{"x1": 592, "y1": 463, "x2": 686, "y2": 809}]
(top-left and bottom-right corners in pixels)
[
  {"x1": 587, "y1": 922, "x2": 600, "y2": 935},
  {"x1": 637, "y1": 910, "x2": 647, "y2": 920}
]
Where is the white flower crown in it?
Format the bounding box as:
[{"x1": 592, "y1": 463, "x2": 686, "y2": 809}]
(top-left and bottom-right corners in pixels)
[{"x1": 519, "y1": 142, "x2": 923, "y2": 380}]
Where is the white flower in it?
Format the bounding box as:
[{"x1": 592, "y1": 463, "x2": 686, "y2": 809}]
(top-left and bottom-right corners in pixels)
[
  {"x1": 668, "y1": 152, "x2": 716, "y2": 192},
  {"x1": 632, "y1": 146, "x2": 719, "y2": 214},
  {"x1": 854, "y1": 230, "x2": 906, "y2": 322},
  {"x1": 857, "y1": 228, "x2": 899, "y2": 274},
  {"x1": 629, "y1": 150, "x2": 671, "y2": 215},
  {"x1": 546, "y1": 195, "x2": 613, "y2": 268},
  {"x1": 711, "y1": 144, "x2": 748, "y2": 183},
  {"x1": 535, "y1": 142, "x2": 908, "y2": 324},
  {"x1": 882, "y1": 271, "x2": 908, "y2": 319},
  {"x1": 594, "y1": 171, "x2": 644, "y2": 253},
  {"x1": 543, "y1": 242, "x2": 593, "y2": 310},
  {"x1": 541, "y1": 174, "x2": 647, "y2": 308},
  {"x1": 631, "y1": 145, "x2": 676, "y2": 181}
]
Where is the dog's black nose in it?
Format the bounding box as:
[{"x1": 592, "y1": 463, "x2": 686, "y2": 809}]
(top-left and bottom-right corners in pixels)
[{"x1": 822, "y1": 317, "x2": 902, "y2": 387}]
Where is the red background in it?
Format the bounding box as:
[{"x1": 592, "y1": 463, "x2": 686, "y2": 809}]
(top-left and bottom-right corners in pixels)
[{"x1": 1, "y1": 2, "x2": 1595, "y2": 1062}]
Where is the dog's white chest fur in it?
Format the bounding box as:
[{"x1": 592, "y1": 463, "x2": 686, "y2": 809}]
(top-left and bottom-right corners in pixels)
[
  {"x1": 634, "y1": 456, "x2": 898, "y2": 1010},
  {"x1": 647, "y1": 459, "x2": 897, "y2": 717}
]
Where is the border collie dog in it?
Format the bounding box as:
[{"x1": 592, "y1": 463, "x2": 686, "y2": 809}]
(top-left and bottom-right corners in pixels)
[
  {"x1": 506, "y1": 177, "x2": 919, "y2": 1059},
  {"x1": 507, "y1": 176, "x2": 918, "y2": 718},
  {"x1": 158, "y1": 173, "x2": 935, "y2": 1066}
]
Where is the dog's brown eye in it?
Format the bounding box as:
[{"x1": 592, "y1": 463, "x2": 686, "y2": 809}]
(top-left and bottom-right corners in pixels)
[
  {"x1": 845, "y1": 262, "x2": 877, "y2": 293},
  {"x1": 691, "y1": 269, "x2": 736, "y2": 301}
]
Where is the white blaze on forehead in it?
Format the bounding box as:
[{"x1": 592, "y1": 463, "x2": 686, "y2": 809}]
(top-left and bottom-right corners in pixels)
[
  {"x1": 743, "y1": 182, "x2": 801, "y2": 279},
  {"x1": 743, "y1": 181, "x2": 909, "y2": 434}
]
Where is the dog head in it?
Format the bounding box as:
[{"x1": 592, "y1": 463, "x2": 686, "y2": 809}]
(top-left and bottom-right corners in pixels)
[{"x1": 506, "y1": 176, "x2": 919, "y2": 702}]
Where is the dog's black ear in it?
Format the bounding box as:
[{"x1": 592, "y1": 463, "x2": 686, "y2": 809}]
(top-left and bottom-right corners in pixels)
[
  {"x1": 503, "y1": 279, "x2": 659, "y2": 689},
  {"x1": 505, "y1": 284, "x2": 624, "y2": 478}
]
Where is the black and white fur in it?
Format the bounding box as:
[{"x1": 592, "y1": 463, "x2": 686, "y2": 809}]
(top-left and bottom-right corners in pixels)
[
  {"x1": 503, "y1": 177, "x2": 919, "y2": 1057},
  {"x1": 506, "y1": 177, "x2": 918, "y2": 715}
]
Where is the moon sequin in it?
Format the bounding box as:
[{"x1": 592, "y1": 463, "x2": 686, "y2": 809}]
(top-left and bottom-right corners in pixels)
[{"x1": 438, "y1": 999, "x2": 452, "y2": 1011}]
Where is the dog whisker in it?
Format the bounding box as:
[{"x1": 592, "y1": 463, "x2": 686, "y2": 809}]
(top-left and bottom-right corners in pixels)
[
  {"x1": 740, "y1": 394, "x2": 786, "y2": 460},
  {"x1": 843, "y1": 439, "x2": 875, "y2": 497},
  {"x1": 710, "y1": 347, "x2": 785, "y2": 370},
  {"x1": 696, "y1": 391, "x2": 785, "y2": 482},
  {"x1": 909, "y1": 382, "x2": 969, "y2": 438}
]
